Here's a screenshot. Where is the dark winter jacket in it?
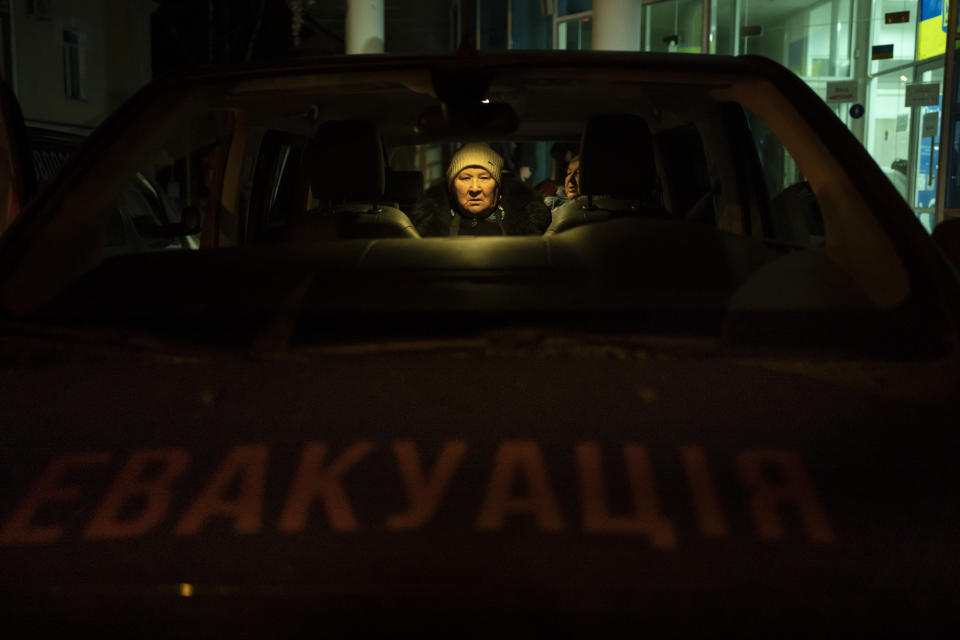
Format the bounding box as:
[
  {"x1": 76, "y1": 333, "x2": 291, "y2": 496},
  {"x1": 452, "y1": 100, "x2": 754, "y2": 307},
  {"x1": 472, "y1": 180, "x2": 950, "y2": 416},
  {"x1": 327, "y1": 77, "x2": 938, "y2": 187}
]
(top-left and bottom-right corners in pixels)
[{"x1": 408, "y1": 179, "x2": 552, "y2": 237}]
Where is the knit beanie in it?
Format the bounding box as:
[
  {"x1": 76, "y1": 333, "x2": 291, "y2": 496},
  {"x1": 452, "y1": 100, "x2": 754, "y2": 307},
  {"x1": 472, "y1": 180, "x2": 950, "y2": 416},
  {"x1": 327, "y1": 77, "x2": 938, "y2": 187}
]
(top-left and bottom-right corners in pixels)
[{"x1": 446, "y1": 143, "x2": 503, "y2": 189}]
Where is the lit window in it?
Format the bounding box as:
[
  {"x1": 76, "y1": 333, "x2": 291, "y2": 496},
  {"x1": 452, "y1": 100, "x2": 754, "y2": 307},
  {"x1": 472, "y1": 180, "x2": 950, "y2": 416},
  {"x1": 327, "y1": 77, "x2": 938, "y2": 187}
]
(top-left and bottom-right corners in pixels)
[{"x1": 62, "y1": 29, "x2": 87, "y2": 100}]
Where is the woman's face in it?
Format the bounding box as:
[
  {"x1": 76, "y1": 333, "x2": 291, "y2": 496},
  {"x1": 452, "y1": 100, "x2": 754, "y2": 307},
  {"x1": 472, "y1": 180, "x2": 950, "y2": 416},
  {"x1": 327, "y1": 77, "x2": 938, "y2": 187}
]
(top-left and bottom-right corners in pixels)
[
  {"x1": 453, "y1": 167, "x2": 497, "y2": 215},
  {"x1": 564, "y1": 156, "x2": 581, "y2": 199}
]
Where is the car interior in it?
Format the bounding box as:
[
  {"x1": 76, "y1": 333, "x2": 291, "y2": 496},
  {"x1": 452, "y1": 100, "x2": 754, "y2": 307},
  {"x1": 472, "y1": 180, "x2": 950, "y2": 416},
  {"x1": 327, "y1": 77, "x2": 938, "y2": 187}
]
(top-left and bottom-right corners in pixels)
[{"x1": 2, "y1": 55, "x2": 952, "y2": 357}]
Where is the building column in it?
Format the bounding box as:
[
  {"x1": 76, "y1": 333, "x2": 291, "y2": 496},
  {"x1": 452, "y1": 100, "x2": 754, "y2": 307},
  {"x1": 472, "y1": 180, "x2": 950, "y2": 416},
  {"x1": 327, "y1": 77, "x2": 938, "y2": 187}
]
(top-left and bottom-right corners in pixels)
[
  {"x1": 346, "y1": 0, "x2": 384, "y2": 54},
  {"x1": 849, "y1": 0, "x2": 871, "y2": 144},
  {"x1": 593, "y1": 0, "x2": 641, "y2": 51}
]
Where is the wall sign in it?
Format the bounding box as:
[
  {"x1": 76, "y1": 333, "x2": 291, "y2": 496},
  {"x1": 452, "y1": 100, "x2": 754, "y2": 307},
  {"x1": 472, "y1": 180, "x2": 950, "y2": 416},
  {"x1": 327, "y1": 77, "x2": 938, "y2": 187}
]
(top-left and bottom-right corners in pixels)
[
  {"x1": 849, "y1": 104, "x2": 865, "y2": 119},
  {"x1": 905, "y1": 82, "x2": 941, "y2": 108},
  {"x1": 826, "y1": 80, "x2": 858, "y2": 103},
  {"x1": 885, "y1": 11, "x2": 910, "y2": 24},
  {"x1": 872, "y1": 44, "x2": 894, "y2": 60},
  {"x1": 922, "y1": 111, "x2": 940, "y2": 138}
]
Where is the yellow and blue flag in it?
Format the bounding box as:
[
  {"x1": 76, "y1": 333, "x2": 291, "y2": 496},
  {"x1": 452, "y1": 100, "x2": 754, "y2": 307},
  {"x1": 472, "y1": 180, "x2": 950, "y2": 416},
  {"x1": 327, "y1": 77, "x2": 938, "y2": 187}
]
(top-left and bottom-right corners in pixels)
[{"x1": 918, "y1": 0, "x2": 949, "y2": 60}]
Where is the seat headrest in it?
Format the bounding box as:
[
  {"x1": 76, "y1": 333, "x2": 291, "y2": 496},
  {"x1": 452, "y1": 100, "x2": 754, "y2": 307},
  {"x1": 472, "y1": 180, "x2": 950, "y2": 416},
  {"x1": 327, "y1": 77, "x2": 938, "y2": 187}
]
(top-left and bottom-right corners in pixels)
[
  {"x1": 385, "y1": 170, "x2": 424, "y2": 205},
  {"x1": 304, "y1": 120, "x2": 385, "y2": 203},
  {"x1": 579, "y1": 114, "x2": 658, "y2": 201}
]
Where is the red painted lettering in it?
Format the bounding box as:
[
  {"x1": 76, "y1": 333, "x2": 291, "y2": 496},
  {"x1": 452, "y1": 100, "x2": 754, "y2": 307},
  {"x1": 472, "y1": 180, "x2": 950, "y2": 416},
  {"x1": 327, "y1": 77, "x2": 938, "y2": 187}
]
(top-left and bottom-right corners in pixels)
[
  {"x1": 680, "y1": 445, "x2": 727, "y2": 537},
  {"x1": 278, "y1": 441, "x2": 375, "y2": 533},
  {"x1": 386, "y1": 440, "x2": 467, "y2": 530},
  {"x1": 0, "y1": 452, "x2": 110, "y2": 545},
  {"x1": 84, "y1": 448, "x2": 191, "y2": 540},
  {"x1": 476, "y1": 441, "x2": 564, "y2": 532},
  {"x1": 174, "y1": 444, "x2": 268, "y2": 535},
  {"x1": 575, "y1": 442, "x2": 676, "y2": 547},
  {"x1": 737, "y1": 449, "x2": 836, "y2": 544}
]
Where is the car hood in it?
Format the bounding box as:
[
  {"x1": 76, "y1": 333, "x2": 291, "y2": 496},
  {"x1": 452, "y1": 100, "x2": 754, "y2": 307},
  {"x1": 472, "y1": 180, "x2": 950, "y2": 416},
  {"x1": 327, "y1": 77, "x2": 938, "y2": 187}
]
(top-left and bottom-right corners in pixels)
[{"x1": 0, "y1": 335, "x2": 958, "y2": 634}]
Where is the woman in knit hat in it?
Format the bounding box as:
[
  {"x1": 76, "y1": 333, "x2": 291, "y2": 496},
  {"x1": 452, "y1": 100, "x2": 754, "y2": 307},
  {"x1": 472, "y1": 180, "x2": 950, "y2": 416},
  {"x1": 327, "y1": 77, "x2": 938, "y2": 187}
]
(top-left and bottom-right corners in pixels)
[{"x1": 408, "y1": 142, "x2": 551, "y2": 237}]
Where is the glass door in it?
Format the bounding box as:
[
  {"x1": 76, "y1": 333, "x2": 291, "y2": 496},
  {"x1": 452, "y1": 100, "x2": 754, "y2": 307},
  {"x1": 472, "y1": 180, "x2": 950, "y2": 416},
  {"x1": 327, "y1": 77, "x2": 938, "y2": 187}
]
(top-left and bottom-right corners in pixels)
[
  {"x1": 642, "y1": 0, "x2": 704, "y2": 53},
  {"x1": 866, "y1": 69, "x2": 914, "y2": 204},
  {"x1": 738, "y1": 0, "x2": 855, "y2": 120},
  {"x1": 913, "y1": 62, "x2": 945, "y2": 231},
  {"x1": 556, "y1": 16, "x2": 593, "y2": 50}
]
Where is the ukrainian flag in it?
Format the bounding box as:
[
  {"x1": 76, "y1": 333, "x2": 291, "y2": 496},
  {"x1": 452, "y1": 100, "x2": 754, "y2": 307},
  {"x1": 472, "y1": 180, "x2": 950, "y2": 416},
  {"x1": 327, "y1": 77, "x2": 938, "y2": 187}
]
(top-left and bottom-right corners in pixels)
[{"x1": 918, "y1": 0, "x2": 948, "y2": 60}]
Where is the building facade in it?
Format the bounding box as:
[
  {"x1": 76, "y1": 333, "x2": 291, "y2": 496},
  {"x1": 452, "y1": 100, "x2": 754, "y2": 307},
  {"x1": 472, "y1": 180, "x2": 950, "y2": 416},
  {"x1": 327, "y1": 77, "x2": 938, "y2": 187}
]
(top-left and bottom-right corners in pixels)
[
  {"x1": 461, "y1": 0, "x2": 951, "y2": 232},
  {"x1": 2, "y1": 0, "x2": 155, "y2": 129},
  {"x1": 0, "y1": 0, "x2": 952, "y2": 230}
]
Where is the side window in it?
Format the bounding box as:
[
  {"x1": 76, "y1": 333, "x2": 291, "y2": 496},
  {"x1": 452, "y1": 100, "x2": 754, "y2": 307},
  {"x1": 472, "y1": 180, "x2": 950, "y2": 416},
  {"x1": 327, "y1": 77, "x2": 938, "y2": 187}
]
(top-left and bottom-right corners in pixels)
[
  {"x1": 745, "y1": 107, "x2": 825, "y2": 248},
  {"x1": 152, "y1": 112, "x2": 232, "y2": 232},
  {"x1": 656, "y1": 124, "x2": 715, "y2": 224},
  {"x1": 103, "y1": 172, "x2": 184, "y2": 258},
  {"x1": 101, "y1": 111, "x2": 232, "y2": 258},
  {"x1": 249, "y1": 131, "x2": 308, "y2": 241}
]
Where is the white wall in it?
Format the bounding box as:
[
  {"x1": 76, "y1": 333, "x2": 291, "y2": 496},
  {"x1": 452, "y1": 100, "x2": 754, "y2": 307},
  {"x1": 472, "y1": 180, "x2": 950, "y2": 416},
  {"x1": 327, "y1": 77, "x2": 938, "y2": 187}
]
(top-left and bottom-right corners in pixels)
[
  {"x1": 12, "y1": 0, "x2": 155, "y2": 127},
  {"x1": 103, "y1": 0, "x2": 154, "y2": 111}
]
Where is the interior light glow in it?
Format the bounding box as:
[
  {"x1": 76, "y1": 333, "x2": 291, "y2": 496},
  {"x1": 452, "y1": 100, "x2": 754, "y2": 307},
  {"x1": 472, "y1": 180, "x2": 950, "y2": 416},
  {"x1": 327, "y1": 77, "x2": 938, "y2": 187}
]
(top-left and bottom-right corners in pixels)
[
  {"x1": 179, "y1": 583, "x2": 194, "y2": 597},
  {"x1": 482, "y1": 98, "x2": 491, "y2": 104},
  {"x1": 900, "y1": 75, "x2": 909, "y2": 82}
]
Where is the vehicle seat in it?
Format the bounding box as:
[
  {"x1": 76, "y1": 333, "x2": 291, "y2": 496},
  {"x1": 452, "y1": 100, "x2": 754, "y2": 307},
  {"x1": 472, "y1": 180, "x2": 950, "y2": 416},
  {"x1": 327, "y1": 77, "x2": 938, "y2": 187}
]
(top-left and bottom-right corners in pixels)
[
  {"x1": 769, "y1": 181, "x2": 824, "y2": 248},
  {"x1": 545, "y1": 114, "x2": 668, "y2": 235},
  {"x1": 285, "y1": 120, "x2": 419, "y2": 241},
  {"x1": 385, "y1": 169, "x2": 424, "y2": 211}
]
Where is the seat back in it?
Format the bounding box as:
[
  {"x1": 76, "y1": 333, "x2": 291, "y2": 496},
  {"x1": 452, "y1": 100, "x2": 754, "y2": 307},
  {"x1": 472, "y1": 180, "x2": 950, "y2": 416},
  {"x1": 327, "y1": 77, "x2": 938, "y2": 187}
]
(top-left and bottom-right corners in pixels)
[
  {"x1": 385, "y1": 170, "x2": 424, "y2": 210},
  {"x1": 769, "y1": 181, "x2": 823, "y2": 247},
  {"x1": 290, "y1": 120, "x2": 419, "y2": 240},
  {"x1": 546, "y1": 114, "x2": 667, "y2": 235},
  {"x1": 579, "y1": 113, "x2": 660, "y2": 202},
  {"x1": 306, "y1": 119, "x2": 385, "y2": 204}
]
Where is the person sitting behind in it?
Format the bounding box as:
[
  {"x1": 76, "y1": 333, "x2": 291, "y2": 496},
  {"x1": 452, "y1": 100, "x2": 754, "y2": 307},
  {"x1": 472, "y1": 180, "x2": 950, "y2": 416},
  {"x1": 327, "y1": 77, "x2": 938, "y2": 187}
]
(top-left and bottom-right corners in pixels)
[
  {"x1": 564, "y1": 154, "x2": 581, "y2": 199},
  {"x1": 545, "y1": 153, "x2": 581, "y2": 211},
  {"x1": 409, "y1": 143, "x2": 550, "y2": 236}
]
